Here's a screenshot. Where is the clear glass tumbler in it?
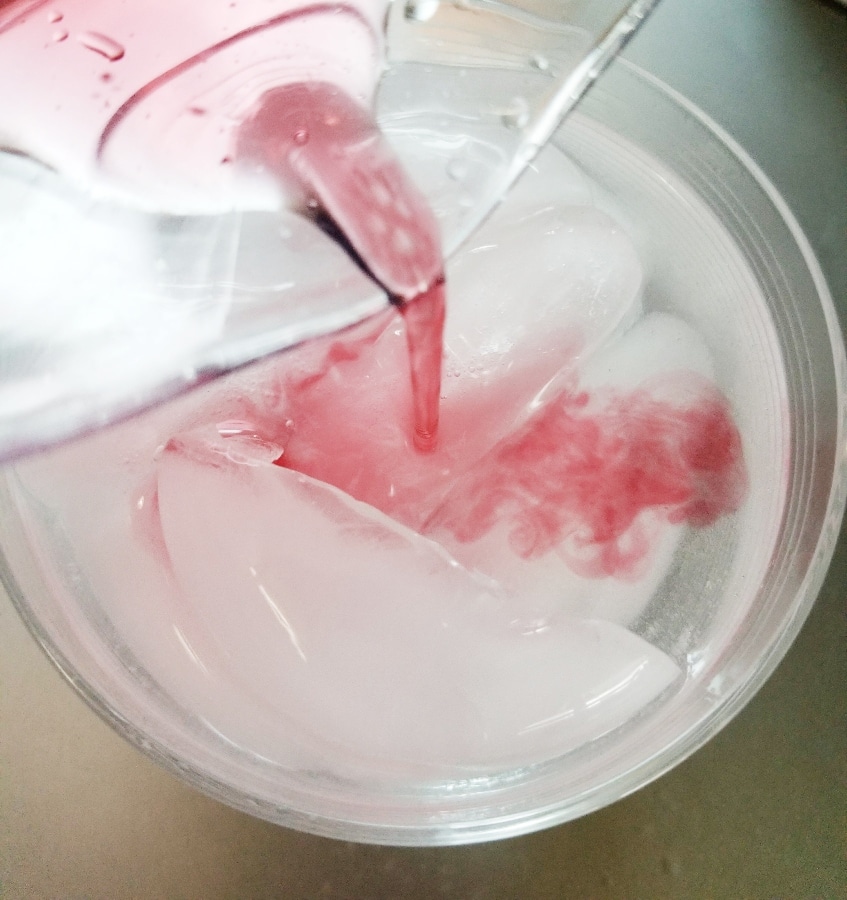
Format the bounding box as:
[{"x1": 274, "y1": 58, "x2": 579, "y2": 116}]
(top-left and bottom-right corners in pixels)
[{"x1": 1, "y1": 60, "x2": 843, "y2": 845}]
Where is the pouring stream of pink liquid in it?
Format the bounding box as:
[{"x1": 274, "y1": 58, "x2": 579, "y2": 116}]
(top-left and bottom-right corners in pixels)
[
  {"x1": 238, "y1": 81, "x2": 446, "y2": 451},
  {"x1": 234, "y1": 81, "x2": 746, "y2": 571}
]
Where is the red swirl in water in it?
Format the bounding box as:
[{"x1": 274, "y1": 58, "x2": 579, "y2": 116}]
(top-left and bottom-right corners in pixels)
[{"x1": 422, "y1": 378, "x2": 748, "y2": 578}]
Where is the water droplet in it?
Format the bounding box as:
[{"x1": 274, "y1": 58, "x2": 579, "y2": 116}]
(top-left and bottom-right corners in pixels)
[
  {"x1": 530, "y1": 54, "x2": 549, "y2": 72},
  {"x1": 519, "y1": 618, "x2": 551, "y2": 636},
  {"x1": 78, "y1": 31, "x2": 125, "y2": 62},
  {"x1": 446, "y1": 158, "x2": 469, "y2": 181},
  {"x1": 404, "y1": 0, "x2": 439, "y2": 21},
  {"x1": 502, "y1": 96, "x2": 530, "y2": 130},
  {"x1": 47, "y1": 10, "x2": 63, "y2": 23},
  {"x1": 293, "y1": 128, "x2": 309, "y2": 146},
  {"x1": 51, "y1": 27, "x2": 68, "y2": 42},
  {"x1": 215, "y1": 421, "x2": 285, "y2": 465}
]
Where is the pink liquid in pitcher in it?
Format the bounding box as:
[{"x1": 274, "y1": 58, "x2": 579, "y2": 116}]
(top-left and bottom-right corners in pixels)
[{"x1": 0, "y1": 0, "x2": 388, "y2": 207}]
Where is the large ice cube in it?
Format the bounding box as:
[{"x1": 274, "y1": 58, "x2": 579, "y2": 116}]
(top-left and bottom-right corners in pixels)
[
  {"x1": 151, "y1": 429, "x2": 680, "y2": 773},
  {"x1": 424, "y1": 313, "x2": 745, "y2": 624}
]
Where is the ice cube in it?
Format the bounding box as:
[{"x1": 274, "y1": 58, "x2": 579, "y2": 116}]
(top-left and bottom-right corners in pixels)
[
  {"x1": 579, "y1": 311, "x2": 715, "y2": 392},
  {"x1": 152, "y1": 431, "x2": 680, "y2": 773},
  {"x1": 424, "y1": 312, "x2": 745, "y2": 624},
  {"x1": 444, "y1": 205, "x2": 643, "y2": 393}
]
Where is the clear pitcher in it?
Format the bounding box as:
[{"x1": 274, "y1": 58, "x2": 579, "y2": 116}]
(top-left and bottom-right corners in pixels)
[{"x1": 0, "y1": 0, "x2": 658, "y2": 460}]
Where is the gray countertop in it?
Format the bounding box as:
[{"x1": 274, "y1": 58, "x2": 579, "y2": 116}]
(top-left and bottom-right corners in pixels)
[{"x1": 1, "y1": 0, "x2": 845, "y2": 896}]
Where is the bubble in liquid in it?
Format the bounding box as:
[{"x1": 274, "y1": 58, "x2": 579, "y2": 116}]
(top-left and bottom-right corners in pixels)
[
  {"x1": 77, "y1": 31, "x2": 125, "y2": 62},
  {"x1": 404, "y1": 0, "x2": 439, "y2": 21},
  {"x1": 446, "y1": 158, "x2": 469, "y2": 181},
  {"x1": 531, "y1": 54, "x2": 550, "y2": 72},
  {"x1": 47, "y1": 10, "x2": 63, "y2": 23},
  {"x1": 502, "y1": 96, "x2": 530, "y2": 130},
  {"x1": 293, "y1": 128, "x2": 310, "y2": 146},
  {"x1": 51, "y1": 28, "x2": 68, "y2": 42}
]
